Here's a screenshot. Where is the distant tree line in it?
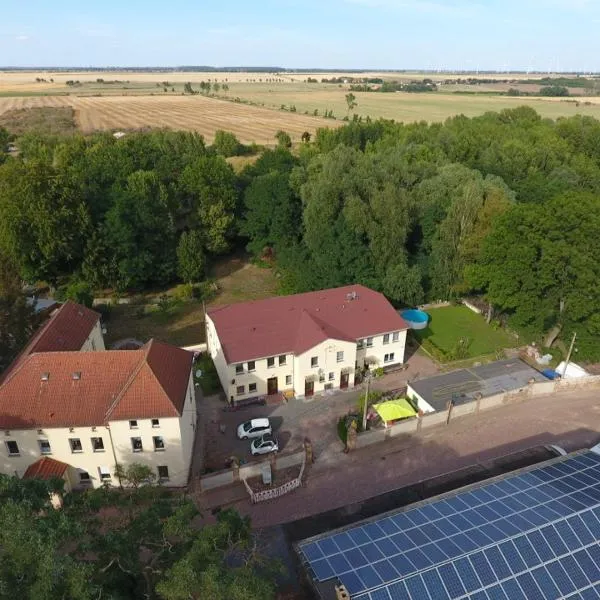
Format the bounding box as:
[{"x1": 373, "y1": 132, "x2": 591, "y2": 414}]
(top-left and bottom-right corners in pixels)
[
  {"x1": 349, "y1": 79, "x2": 438, "y2": 93},
  {"x1": 1, "y1": 107, "x2": 600, "y2": 359}
]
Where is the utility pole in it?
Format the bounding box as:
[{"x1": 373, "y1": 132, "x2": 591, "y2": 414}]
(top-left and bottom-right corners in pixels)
[
  {"x1": 362, "y1": 373, "x2": 370, "y2": 431},
  {"x1": 562, "y1": 332, "x2": 577, "y2": 378}
]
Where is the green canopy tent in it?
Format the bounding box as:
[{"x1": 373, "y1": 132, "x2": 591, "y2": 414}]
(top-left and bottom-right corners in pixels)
[{"x1": 373, "y1": 398, "x2": 417, "y2": 425}]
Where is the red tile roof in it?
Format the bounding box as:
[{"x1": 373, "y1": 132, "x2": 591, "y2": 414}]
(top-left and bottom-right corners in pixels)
[
  {"x1": 208, "y1": 284, "x2": 408, "y2": 363},
  {"x1": 0, "y1": 340, "x2": 194, "y2": 429},
  {"x1": 1, "y1": 301, "x2": 100, "y2": 383},
  {"x1": 23, "y1": 457, "x2": 69, "y2": 480}
]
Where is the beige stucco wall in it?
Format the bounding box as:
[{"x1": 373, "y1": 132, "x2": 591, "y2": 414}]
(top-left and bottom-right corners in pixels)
[
  {"x1": 356, "y1": 330, "x2": 407, "y2": 370},
  {"x1": 80, "y1": 320, "x2": 105, "y2": 352},
  {"x1": 294, "y1": 338, "x2": 357, "y2": 396},
  {"x1": 227, "y1": 352, "x2": 295, "y2": 401},
  {"x1": 0, "y1": 375, "x2": 196, "y2": 488},
  {"x1": 206, "y1": 314, "x2": 230, "y2": 395}
]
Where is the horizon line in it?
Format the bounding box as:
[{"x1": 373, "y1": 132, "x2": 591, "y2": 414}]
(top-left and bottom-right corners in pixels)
[{"x1": 1, "y1": 66, "x2": 599, "y2": 75}]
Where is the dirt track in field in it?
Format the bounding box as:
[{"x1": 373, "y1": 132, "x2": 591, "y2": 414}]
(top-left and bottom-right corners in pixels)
[{"x1": 0, "y1": 95, "x2": 336, "y2": 143}]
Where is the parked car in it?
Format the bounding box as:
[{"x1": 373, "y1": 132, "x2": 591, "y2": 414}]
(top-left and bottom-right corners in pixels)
[
  {"x1": 250, "y1": 433, "x2": 279, "y2": 456},
  {"x1": 237, "y1": 418, "x2": 272, "y2": 440}
]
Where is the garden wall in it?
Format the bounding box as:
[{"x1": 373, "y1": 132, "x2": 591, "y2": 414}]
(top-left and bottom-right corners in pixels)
[
  {"x1": 355, "y1": 375, "x2": 600, "y2": 452},
  {"x1": 198, "y1": 450, "x2": 305, "y2": 492}
]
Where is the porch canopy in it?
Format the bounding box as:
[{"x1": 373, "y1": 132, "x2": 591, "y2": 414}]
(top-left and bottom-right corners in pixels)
[{"x1": 373, "y1": 398, "x2": 417, "y2": 422}]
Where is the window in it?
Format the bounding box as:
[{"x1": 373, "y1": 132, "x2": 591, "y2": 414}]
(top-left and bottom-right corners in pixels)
[
  {"x1": 151, "y1": 418, "x2": 160, "y2": 428},
  {"x1": 131, "y1": 437, "x2": 143, "y2": 452},
  {"x1": 279, "y1": 355, "x2": 286, "y2": 366},
  {"x1": 247, "y1": 361, "x2": 255, "y2": 372},
  {"x1": 384, "y1": 353, "x2": 395, "y2": 363},
  {"x1": 91, "y1": 437, "x2": 104, "y2": 452},
  {"x1": 91, "y1": 340, "x2": 96, "y2": 351},
  {"x1": 311, "y1": 356, "x2": 318, "y2": 368},
  {"x1": 153, "y1": 436, "x2": 165, "y2": 451},
  {"x1": 357, "y1": 339, "x2": 364, "y2": 349},
  {"x1": 38, "y1": 439, "x2": 51, "y2": 455},
  {"x1": 366, "y1": 337, "x2": 373, "y2": 347},
  {"x1": 236, "y1": 385, "x2": 245, "y2": 395},
  {"x1": 69, "y1": 438, "x2": 83, "y2": 453},
  {"x1": 235, "y1": 364, "x2": 244, "y2": 375},
  {"x1": 249, "y1": 383, "x2": 257, "y2": 393},
  {"x1": 129, "y1": 420, "x2": 138, "y2": 429},
  {"x1": 158, "y1": 466, "x2": 169, "y2": 481},
  {"x1": 99, "y1": 466, "x2": 111, "y2": 481},
  {"x1": 383, "y1": 333, "x2": 390, "y2": 345},
  {"x1": 5, "y1": 440, "x2": 19, "y2": 456},
  {"x1": 286, "y1": 375, "x2": 292, "y2": 386},
  {"x1": 336, "y1": 351, "x2": 344, "y2": 363},
  {"x1": 319, "y1": 373, "x2": 325, "y2": 383},
  {"x1": 79, "y1": 471, "x2": 91, "y2": 483},
  {"x1": 328, "y1": 372, "x2": 335, "y2": 381},
  {"x1": 267, "y1": 357, "x2": 275, "y2": 368},
  {"x1": 392, "y1": 331, "x2": 400, "y2": 342}
]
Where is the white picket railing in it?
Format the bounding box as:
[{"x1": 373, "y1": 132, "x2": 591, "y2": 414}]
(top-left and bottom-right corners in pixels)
[{"x1": 243, "y1": 453, "x2": 306, "y2": 503}]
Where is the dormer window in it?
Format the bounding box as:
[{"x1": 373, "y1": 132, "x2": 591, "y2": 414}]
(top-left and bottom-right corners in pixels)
[
  {"x1": 41, "y1": 372, "x2": 50, "y2": 381},
  {"x1": 72, "y1": 372, "x2": 81, "y2": 380}
]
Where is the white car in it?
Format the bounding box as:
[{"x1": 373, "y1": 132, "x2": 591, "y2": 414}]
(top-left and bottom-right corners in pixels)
[
  {"x1": 237, "y1": 418, "x2": 272, "y2": 440},
  {"x1": 250, "y1": 433, "x2": 279, "y2": 456}
]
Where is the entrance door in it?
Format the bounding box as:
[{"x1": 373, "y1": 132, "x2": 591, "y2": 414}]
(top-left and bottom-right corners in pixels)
[
  {"x1": 267, "y1": 377, "x2": 278, "y2": 395},
  {"x1": 305, "y1": 379, "x2": 314, "y2": 397},
  {"x1": 340, "y1": 372, "x2": 349, "y2": 389}
]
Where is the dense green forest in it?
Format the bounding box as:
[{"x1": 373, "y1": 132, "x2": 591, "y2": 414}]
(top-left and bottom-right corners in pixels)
[
  {"x1": 1, "y1": 106, "x2": 599, "y2": 359},
  {"x1": 0, "y1": 467, "x2": 278, "y2": 599}
]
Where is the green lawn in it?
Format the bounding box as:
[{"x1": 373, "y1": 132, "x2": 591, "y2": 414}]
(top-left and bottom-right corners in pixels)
[{"x1": 413, "y1": 305, "x2": 517, "y2": 361}]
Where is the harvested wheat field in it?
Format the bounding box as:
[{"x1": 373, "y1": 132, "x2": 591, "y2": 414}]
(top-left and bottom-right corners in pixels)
[{"x1": 0, "y1": 94, "x2": 336, "y2": 144}]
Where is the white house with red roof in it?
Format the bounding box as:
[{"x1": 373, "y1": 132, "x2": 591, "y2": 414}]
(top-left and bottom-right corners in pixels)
[
  {"x1": 0, "y1": 300, "x2": 105, "y2": 384},
  {"x1": 206, "y1": 285, "x2": 408, "y2": 403},
  {"x1": 0, "y1": 302, "x2": 197, "y2": 489}
]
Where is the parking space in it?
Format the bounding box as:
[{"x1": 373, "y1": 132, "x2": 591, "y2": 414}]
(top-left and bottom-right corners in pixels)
[{"x1": 199, "y1": 351, "x2": 438, "y2": 471}]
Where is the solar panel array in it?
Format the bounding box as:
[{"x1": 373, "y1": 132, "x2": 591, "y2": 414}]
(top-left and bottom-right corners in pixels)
[{"x1": 298, "y1": 451, "x2": 600, "y2": 600}]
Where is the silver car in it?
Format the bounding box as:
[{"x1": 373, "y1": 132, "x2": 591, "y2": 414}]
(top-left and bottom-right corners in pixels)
[
  {"x1": 250, "y1": 433, "x2": 279, "y2": 456},
  {"x1": 237, "y1": 418, "x2": 272, "y2": 440}
]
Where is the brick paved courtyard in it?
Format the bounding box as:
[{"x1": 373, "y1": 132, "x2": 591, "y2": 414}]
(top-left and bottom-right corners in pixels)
[
  {"x1": 196, "y1": 386, "x2": 600, "y2": 528},
  {"x1": 198, "y1": 352, "x2": 438, "y2": 471}
]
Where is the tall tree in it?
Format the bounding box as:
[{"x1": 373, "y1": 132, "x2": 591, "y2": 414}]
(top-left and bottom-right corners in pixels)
[
  {"x1": 0, "y1": 254, "x2": 36, "y2": 372},
  {"x1": 469, "y1": 192, "x2": 600, "y2": 356},
  {"x1": 345, "y1": 92, "x2": 357, "y2": 113},
  {"x1": 104, "y1": 170, "x2": 177, "y2": 290},
  {"x1": 177, "y1": 230, "x2": 206, "y2": 283}
]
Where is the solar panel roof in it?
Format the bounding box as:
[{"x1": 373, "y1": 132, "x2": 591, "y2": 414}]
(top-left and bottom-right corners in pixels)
[{"x1": 297, "y1": 450, "x2": 600, "y2": 600}]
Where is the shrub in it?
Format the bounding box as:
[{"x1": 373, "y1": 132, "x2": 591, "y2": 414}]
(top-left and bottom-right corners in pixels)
[
  {"x1": 357, "y1": 390, "x2": 383, "y2": 416},
  {"x1": 172, "y1": 283, "x2": 195, "y2": 301}
]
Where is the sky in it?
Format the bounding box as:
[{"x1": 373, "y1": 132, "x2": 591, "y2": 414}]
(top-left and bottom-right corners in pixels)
[{"x1": 1, "y1": 0, "x2": 600, "y2": 71}]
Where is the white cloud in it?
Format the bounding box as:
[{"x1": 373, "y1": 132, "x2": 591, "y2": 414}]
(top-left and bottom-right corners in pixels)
[{"x1": 15, "y1": 35, "x2": 29, "y2": 41}]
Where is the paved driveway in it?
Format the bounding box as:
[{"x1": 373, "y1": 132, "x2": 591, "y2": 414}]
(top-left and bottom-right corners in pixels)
[
  {"x1": 199, "y1": 352, "x2": 438, "y2": 471},
  {"x1": 198, "y1": 386, "x2": 600, "y2": 528}
]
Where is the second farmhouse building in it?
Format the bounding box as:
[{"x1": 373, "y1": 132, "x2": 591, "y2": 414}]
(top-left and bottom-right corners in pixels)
[{"x1": 206, "y1": 285, "x2": 408, "y2": 402}]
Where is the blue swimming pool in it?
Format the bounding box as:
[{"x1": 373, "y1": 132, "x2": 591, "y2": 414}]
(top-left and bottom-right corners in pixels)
[{"x1": 401, "y1": 309, "x2": 430, "y2": 330}]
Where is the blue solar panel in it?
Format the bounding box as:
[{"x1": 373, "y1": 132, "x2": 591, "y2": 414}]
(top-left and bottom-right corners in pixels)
[{"x1": 297, "y1": 451, "x2": 600, "y2": 600}]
